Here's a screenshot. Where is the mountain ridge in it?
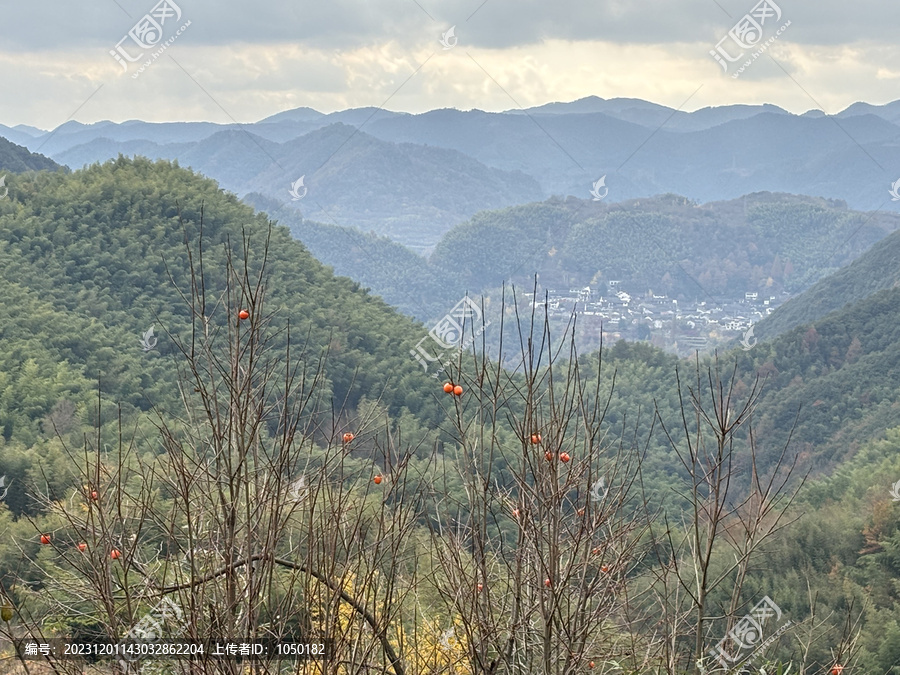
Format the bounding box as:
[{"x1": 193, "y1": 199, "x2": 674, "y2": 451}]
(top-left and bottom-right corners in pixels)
[{"x1": 8, "y1": 97, "x2": 900, "y2": 251}]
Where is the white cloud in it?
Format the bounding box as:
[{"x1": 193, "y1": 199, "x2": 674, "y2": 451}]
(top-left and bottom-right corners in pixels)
[{"x1": 2, "y1": 0, "x2": 900, "y2": 127}]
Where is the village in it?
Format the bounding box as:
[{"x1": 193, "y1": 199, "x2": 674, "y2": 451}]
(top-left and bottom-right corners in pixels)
[{"x1": 527, "y1": 281, "x2": 790, "y2": 356}]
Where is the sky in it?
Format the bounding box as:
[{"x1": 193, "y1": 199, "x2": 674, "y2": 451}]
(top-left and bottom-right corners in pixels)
[{"x1": 2, "y1": 0, "x2": 900, "y2": 129}]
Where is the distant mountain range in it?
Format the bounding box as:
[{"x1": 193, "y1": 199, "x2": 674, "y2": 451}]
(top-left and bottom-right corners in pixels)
[{"x1": 4, "y1": 97, "x2": 900, "y2": 251}]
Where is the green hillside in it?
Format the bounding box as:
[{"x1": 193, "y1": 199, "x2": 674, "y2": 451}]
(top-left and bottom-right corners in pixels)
[
  {"x1": 429, "y1": 192, "x2": 897, "y2": 301},
  {"x1": 730, "y1": 427, "x2": 900, "y2": 673},
  {"x1": 735, "y1": 285, "x2": 900, "y2": 471},
  {"x1": 0, "y1": 158, "x2": 444, "y2": 442},
  {"x1": 0, "y1": 158, "x2": 899, "y2": 674},
  {"x1": 756, "y1": 224, "x2": 900, "y2": 340},
  {"x1": 0, "y1": 159, "x2": 893, "y2": 501},
  {"x1": 0, "y1": 135, "x2": 62, "y2": 174}
]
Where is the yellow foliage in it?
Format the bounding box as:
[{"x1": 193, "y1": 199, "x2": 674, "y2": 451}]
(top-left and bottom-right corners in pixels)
[
  {"x1": 296, "y1": 570, "x2": 472, "y2": 675},
  {"x1": 294, "y1": 572, "x2": 369, "y2": 675},
  {"x1": 396, "y1": 613, "x2": 472, "y2": 675}
]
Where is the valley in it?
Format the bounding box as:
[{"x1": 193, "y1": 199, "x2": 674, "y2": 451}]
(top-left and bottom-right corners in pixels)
[{"x1": 1, "y1": 77, "x2": 900, "y2": 674}]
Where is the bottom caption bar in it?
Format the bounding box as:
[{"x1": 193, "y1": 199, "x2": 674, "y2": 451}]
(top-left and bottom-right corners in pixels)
[{"x1": 15, "y1": 639, "x2": 333, "y2": 661}]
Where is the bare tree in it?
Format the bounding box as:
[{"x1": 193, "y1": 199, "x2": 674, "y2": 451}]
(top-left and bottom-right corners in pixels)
[
  {"x1": 426, "y1": 294, "x2": 653, "y2": 675},
  {"x1": 648, "y1": 356, "x2": 803, "y2": 675}
]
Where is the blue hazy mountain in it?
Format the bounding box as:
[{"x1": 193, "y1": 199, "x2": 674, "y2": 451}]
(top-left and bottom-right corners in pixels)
[{"x1": 8, "y1": 98, "x2": 900, "y2": 250}]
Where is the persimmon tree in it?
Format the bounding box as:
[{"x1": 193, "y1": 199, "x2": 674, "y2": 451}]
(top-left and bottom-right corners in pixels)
[
  {"x1": 0, "y1": 220, "x2": 428, "y2": 675},
  {"x1": 426, "y1": 297, "x2": 654, "y2": 675}
]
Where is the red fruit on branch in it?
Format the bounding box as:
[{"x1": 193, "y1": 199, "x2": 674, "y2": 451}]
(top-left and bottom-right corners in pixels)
[
  {"x1": 373, "y1": 475, "x2": 383, "y2": 485},
  {"x1": 77, "y1": 543, "x2": 87, "y2": 552},
  {"x1": 589, "y1": 662, "x2": 595, "y2": 669},
  {"x1": 90, "y1": 491, "x2": 98, "y2": 501},
  {"x1": 342, "y1": 432, "x2": 354, "y2": 443},
  {"x1": 40, "y1": 534, "x2": 51, "y2": 545},
  {"x1": 110, "y1": 549, "x2": 121, "y2": 560},
  {"x1": 238, "y1": 310, "x2": 249, "y2": 320},
  {"x1": 544, "y1": 578, "x2": 551, "y2": 587},
  {"x1": 443, "y1": 382, "x2": 454, "y2": 394},
  {"x1": 560, "y1": 452, "x2": 571, "y2": 463},
  {"x1": 530, "y1": 433, "x2": 541, "y2": 444},
  {"x1": 477, "y1": 583, "x2": 483, "y2": 591},
  {"x1": 545, "y1": 452, "x2": 553, "y2": 461},
  {"x1": 453, "y1": 385, "x2": 463, "y2": 396}
]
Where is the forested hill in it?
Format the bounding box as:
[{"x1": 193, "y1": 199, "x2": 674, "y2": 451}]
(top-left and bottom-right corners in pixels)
[
  {"x1": 1, "y1": 155, "x2": 897, "y2": 497},
  {"x1": 0, "y1": 157, "x2": 443, "y2": 447},
  {"x1": 260, "y1": 191, "x2": 900, "y2": 324},
  {"x1": 737, "y1": 283, "x2": 900, "y2": 471},
  {"x1": 754, "y1": 222, "x2": 900, "y2": 340},
  {"x1": 427, "y1": 193, "x2": 898, "y2": 301},
  {"x1": 0, "y1": 135, "x2": 62, "y2": 174}
]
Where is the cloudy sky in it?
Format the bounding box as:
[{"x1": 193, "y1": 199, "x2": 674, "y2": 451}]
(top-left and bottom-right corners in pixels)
[{"x1": 2, "y1": 0, "x2": 899, "y2": 129}]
